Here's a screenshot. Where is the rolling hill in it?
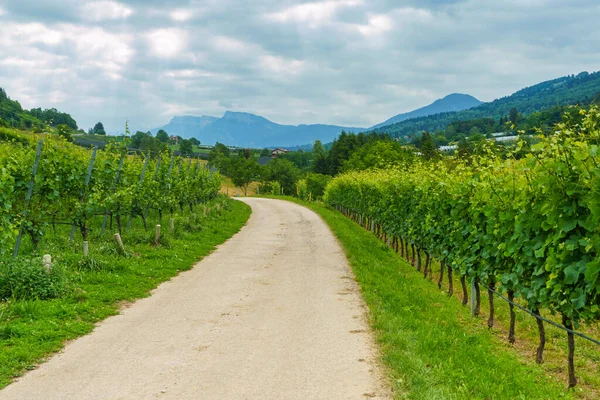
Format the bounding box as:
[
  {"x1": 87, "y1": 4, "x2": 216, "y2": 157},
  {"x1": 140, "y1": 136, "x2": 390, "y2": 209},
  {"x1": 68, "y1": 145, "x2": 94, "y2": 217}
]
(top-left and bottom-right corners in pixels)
[{"x1": 374, "y1": 70, "x2": 600, "y2": 138}]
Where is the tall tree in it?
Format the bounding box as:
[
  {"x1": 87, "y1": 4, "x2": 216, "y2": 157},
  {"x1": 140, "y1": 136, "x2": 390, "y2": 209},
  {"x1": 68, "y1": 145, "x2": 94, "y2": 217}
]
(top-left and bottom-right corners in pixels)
[
  {"x1": 419, "y1": 131, "x2": 439, "y2": 161},
  {"x1": 260, "y1": 148, "x2": 271, "y2": 157},
  {"x1": 262, "y1": 158, "x2": 300, "y2": 195},
  {"x1": 312, "y1": 140, "x2": 327, "y2": 174},
  {"x1": 509, "y1": 108, "x2": 520, "y2": 126},
  {"x1": 230, "y1": 158, "x2": 261, "y2": 196},
  {"x1": 92, "y1": 122, "x2": 106, "y2": 135},
  {"x1": 179, "y1": 139, "x2": 194, "y2": 157},
  {"x1": 156, "y1": 129, "x2": 169, "y2": 143}
]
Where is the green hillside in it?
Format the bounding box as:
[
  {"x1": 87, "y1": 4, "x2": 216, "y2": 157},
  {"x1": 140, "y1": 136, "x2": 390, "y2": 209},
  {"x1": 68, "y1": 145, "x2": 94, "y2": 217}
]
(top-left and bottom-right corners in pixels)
[
  {"x1": 376, "y1": 71, "x2": 600, "y2": 139},
  {"x1": 0, "y1": 88, "x2": 77, "y2": 131}
]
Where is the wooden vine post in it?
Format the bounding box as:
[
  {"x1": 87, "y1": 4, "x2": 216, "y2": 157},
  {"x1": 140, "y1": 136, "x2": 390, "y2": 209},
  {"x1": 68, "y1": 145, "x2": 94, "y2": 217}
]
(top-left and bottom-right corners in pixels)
[
  {"x1": 13, "y1": 140, "x2": 43, "y2": 258},
  {"x1": 155, "y1": 224, "x2": 161, "y2": 245}
]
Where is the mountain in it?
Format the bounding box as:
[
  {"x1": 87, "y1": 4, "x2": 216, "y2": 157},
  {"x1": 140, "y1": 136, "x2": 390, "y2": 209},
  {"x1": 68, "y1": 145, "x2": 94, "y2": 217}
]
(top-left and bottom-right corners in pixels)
[
  {"x1": 370, "y1": 93, "x2": 482, "y2": 129},
  {"x1": 374, "y1": 70, "x2": 600, "y2": 138},
  {"x1": 151, "y1": 111, "x2": 366, "y2": 148}
]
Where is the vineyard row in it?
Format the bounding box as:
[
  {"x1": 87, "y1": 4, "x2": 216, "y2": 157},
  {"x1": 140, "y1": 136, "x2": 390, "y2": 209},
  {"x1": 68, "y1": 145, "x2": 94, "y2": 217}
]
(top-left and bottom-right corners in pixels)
[
  {"x1": 0, "y1": 132, "x2": 221, "y2": 256},
  {"x1": 323, "y1": 106, "x2": 600, "y2": 387}
]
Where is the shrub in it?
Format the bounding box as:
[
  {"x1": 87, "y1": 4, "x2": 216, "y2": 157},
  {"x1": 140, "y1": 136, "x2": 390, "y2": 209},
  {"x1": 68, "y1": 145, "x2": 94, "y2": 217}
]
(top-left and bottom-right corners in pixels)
[
  {"x1": 305, "y1": 173, "x2": 332, "y2": 200},
  {"x1": 0, "y1": 258, "x2": 70, "y2": 301}
]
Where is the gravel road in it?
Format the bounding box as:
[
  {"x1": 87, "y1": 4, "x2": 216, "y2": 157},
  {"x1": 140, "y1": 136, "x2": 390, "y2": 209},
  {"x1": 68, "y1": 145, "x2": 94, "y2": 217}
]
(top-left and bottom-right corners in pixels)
[{"x1": 0, "y1": 198, "x2": 390, "y2": 400}]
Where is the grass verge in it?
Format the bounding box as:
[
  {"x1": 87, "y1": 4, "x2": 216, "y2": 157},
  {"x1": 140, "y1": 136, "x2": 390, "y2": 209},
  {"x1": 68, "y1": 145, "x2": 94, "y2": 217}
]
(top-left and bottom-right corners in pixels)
[
  {"x1": 0, "y1": 196, "x2": 250, "y2": 389},
  {"x1": 271, "y1": 196, "x2": 579, "y2": 400}
]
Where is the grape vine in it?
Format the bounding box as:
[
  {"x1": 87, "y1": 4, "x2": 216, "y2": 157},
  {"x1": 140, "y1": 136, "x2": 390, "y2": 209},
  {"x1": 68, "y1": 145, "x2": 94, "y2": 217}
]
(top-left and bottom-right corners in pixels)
[{"x1": 324, "y1": 106, "x2": 600, "y2": 387}]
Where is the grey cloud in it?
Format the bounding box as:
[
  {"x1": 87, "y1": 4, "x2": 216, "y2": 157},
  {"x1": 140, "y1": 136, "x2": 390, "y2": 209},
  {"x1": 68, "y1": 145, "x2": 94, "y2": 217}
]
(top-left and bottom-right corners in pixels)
[{"x1": 0, "y1": 0, "x2": 598, "y2": 134}]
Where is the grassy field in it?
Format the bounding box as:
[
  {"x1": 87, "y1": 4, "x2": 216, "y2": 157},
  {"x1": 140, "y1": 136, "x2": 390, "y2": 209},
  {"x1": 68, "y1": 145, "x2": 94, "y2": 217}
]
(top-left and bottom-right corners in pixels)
[
  {"x1": 72, "y1": 133, "x2": 127, "y2": 142},
  {"x1": 169, "y1": 144, "x2": 211, "y2": 154},
  {"x1": 0, "y1": 197, "x2": 251, "y2": 389},
  {"x1": 270, "y1": 196, "x2": 597, "y2": 399},
  {"x1": 220, "y1": 177, "x2": 260, "y2": 196}
]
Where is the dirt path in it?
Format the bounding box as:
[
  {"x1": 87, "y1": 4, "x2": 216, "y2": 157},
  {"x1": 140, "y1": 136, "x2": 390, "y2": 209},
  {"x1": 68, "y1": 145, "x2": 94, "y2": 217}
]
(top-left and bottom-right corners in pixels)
[{"x1": 0, "y1": 198, "x2": 390, "y2": 400}]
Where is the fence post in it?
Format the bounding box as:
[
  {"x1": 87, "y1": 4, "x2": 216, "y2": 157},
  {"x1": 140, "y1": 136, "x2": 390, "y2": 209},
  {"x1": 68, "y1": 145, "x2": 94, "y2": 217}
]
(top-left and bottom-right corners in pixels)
[
  {"x1": 114, "y1": 233, "x2": 125, "y2": 253},
  {"x1": 13, "y1": 140, "x2": 43, "y2": 258},
  {"x1": 155, "y1": 224, "x2": 161, "y2": 245},
  {"x1": 471, "y1": 277, "x2": 477, "y2": 317}
]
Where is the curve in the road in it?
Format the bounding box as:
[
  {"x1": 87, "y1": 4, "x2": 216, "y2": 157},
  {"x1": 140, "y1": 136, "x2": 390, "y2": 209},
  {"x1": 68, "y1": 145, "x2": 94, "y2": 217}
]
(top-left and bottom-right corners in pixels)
[{"x1": 0, "y1": 198, "x2": 390, "y2": 400}]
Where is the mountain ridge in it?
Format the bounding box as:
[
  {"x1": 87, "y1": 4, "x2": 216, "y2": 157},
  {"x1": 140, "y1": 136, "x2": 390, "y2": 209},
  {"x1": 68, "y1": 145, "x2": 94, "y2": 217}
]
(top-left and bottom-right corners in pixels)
[
  {"x1": 374, "y1": 70, "x2": 600, "y2": 138},
  {"x1": 151, "y1": 111, "x2": 367, "y2": 148},
  {"x1": 152, "y1": 93, "x2": 482, "y2": 147},
  {"x1": 370, "y1": 93, "x2": 482, "y2": 129}
]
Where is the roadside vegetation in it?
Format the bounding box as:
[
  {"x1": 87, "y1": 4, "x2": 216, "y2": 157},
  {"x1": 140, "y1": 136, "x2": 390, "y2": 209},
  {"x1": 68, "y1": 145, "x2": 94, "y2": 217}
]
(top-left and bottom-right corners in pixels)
[
  {"x1": 274, "y1": 197, "x2": 577, "y2": 399},
  {"x1": 255, "y1": 105, "x2": 600, "y2": 397},
  {"x1": 0, "y1": 196, "x2": 250, "y2": 388},
  {"x1": 0, "y1": 126, "x2": 252, "y2": 388}
]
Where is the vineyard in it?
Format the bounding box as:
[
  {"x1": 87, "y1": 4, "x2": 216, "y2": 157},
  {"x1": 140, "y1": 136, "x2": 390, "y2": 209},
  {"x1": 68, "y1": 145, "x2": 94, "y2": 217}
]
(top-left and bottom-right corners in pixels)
[
  {"x1": 0, "y1": 127, "x2": 247, "y2": 387},
  {"x1": 324, "y1": 106, "x2": 600, "y2": 388},
  {"x1": 0, "y1": 128, "x2": 221, "y2": 257}
]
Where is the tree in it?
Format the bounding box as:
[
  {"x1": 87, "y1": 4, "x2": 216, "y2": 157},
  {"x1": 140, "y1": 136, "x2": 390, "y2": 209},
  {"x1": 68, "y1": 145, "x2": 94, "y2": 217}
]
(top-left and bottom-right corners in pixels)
[
  {"x1": 305, "y1": 172, "x2": 331, "y2": 199},
  {"x1": 131, "y1": 131, "x2": 151, "y2": 148},
  {"x1": 92, "y1": 122, "x2": 106, "y2": 135},
  {"x1": 189, "y1": 137, "x2": 200, "y2": 146},
  {"x1": 312, "y1": 140, "x2": 328, "y2": 174},
  {"x1": 140, "y1": 135, "x2": 159, "y2": 153},
  {"x1": 418, "y1": 132, "x2": 439, "y2": 161},
  {"x1": 261, "y1": 158, "x2": 300, "y2": 195},
  {"x1": 327, "y1": 131, "x2": 360, "y2": 175},
  {"x1": 260, "y1": 148, "x2": 271, "y2": 157},
  {"x1": 208, "y1": 142, "x2": 231, "y2": 171},
  {"x1": 230, "y1": 158, "x2": 261, "y2": 195},
  {"x1": 509, "y1": 108, "x2": 520, "y2": 126},
  {"x1": 343, "y1": 141, "x2": 414, "y2": 172},
  {"x1": 179, "y1": 139, "x2": 194, "y2": 157},
  {"x1": 156, "y1": 129, "x2": 169, "y2": 143}
]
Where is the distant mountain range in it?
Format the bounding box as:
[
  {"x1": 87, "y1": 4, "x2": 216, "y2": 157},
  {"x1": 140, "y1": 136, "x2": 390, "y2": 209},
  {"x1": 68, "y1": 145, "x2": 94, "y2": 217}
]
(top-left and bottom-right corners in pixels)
[
  {"x1": 374, "y1": 70, "x2": 600, "y2": 138},
  {"x1": 151, "y1": 94, "x2": 482, "y2": 148},
  {"x1": 151, "y1": 112, "x2": 367, "y2": 148},
  {"x1": 369, "y1": 94, "x2": 482, "y2": 129}
]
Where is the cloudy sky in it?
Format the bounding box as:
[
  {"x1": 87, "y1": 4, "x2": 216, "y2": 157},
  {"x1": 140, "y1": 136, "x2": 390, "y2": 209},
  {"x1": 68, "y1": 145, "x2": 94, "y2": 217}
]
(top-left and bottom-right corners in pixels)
[{"x1": 0, "y1": 0, "x2": 599, "y2": 133}]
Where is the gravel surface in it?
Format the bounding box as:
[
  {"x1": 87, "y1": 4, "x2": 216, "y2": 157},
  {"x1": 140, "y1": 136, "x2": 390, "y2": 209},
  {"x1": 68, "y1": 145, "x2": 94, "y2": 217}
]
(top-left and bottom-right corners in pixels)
[{"x1": 0, "y1": 198, "x2": 390, "y2": 400}]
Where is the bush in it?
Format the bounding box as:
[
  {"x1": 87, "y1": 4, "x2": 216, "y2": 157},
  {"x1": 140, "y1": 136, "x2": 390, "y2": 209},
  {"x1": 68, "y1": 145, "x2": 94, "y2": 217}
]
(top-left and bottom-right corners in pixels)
[
  {"x1": 258, "y1": 181, "x2": 281, "y2": 195},
  {"x1": 0, "y1": 259, "x2": 70, "y2": 301},
  {"x1": 296, "y1": 179, "x2": 308, "y2": 200},
  {"x1": 305, "y1": 173, "x2": 331, "y2": 200},
  {"x1": 0, "y1": 127, "x2": 30, "y2": 145},
  {"x1": 56, "y1": 124, "x2": 73, "y2": 142}
]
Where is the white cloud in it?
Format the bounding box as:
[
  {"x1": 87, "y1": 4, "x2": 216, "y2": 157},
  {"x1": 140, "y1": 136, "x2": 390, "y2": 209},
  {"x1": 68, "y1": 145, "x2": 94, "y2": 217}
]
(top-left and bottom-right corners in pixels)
[
  {"x1": 81, "y1": 1, "x2": 133, "y2": 22},
  {"x1": 146, "y1": 28, "x2": 188, "y2": 58},
  {"x1": 268, "y1": 0, "x2": 363, "y2": 27},
  {"x1": 259, "y1": 55, "x2": 306, "y2": 75},
  {"x1": 170, "y1": 9, "x2": 193, "y2": 22},
  {"x1": 0, "y1": 6, "x2": 6, "y2": 17},
  {"x1": 355, "y1": 14, "x2": 393, "y2": 37},
  {"x1": 213, "y1": 36, "x2": 247, "y2": 52},
  {"x1": 1, "y1": 23, "x2": 64, "y2": 45}
]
